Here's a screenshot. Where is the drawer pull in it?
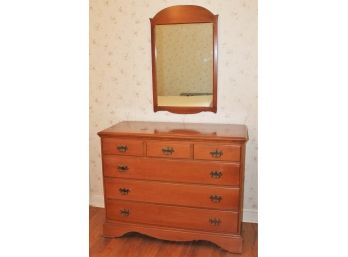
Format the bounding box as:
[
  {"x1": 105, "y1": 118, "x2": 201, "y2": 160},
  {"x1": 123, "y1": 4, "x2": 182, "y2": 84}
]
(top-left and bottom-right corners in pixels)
[
  {"x1": 210, "y1": 171, "x2": 223, "y2": 179},
  {"x1": 210, "y1": 149, "x2": 223, "y2": 158},
  {"x1": 119, "y1": 188, "x2": 130, "y2": 195},
  {"x1": 117, "y1": 145, "x2": 128, "y2": 152},
  {"x1": 117, "y1": 164, "x2": 128, "y2": 172},
  {"x1": 209, "y1": 218, "x2": 221, "y2": 226},
  {"x1": 120, "y1": 209, "x2": 130, "y2": 217},
  {"x1": 162, "y1": 146, "x2": 175, "y2": 155},
  {"x1": 210, "y1": 195, "x2": 223, "y2": 203}
]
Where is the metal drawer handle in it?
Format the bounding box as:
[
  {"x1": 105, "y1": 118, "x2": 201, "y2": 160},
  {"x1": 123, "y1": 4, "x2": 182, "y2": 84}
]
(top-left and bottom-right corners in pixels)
[
  {"x1": 162, "y1": 146, "x2": 175, "y2": 155},
  {"x1": 209, "y1": 218, "x2": 221, "y2": 226},
  {"x1": 117, "y1": 145, "x2": 128, "y2": 152},
  {"x1": 120, "y1": 209, "x2": 130, "y2": 217},
  {"x1": 210, "y1": 171, "x2": 223, "y2": 179},
  {"x1": 210, "y1": 195, "x2": 223, "y2": 203},
  {"x1": 210, "y1": 149, "x2": 223, "y2": 158},
  {"x1": 117, "y1": 164, "x2": 128, "y2": 172},
  {"x1": 119, "y1": 188, "x2": 130, "y2": 195}
]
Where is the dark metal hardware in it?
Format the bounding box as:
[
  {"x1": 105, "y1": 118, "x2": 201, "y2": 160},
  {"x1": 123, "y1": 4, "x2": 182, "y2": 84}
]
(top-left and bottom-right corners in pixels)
[
  {"x1": 117, "y1": 145, "x2": 128, "y2": 152},
  {"x1": 119, "y1": 188, "x2": 130, "y2": 195},
  {"x1": 210, "y1": 171, "x2": 223, "y2": 179},
  {"x1": 209, "y1": 218, "x2": 221, "y2": 226},
  {"x1": 162, "y1": 146, "x2": 175, "y2": 155},
  {"x1": 210, "y1": 195, "x2": 223, "y2": 203},
  {"x1": 117, "y1": 164, "x2": 128, "y2": 172},
  {"x1": 120, "y1": 209, "x2": 130, "y2": 217},
  {"x1": 210, "y1": 149, "x2": 223, "y2": 158}
]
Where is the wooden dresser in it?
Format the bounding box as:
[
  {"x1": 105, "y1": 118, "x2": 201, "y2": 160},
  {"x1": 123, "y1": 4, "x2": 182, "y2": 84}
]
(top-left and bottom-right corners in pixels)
[{"x1": 98, "y1": 121, "x2": 248, "y2": 253}]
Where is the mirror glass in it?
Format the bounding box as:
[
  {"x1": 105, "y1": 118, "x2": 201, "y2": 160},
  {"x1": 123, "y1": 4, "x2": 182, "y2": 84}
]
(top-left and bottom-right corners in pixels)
[{"x1": 155, "y1": 23, "x2": 213, "y2": 107}]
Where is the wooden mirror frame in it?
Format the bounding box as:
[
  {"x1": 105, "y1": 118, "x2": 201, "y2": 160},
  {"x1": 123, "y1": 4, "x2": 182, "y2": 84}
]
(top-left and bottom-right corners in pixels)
[{"x1": 150, "y1": 5, "x2": 218, "y2": 114}]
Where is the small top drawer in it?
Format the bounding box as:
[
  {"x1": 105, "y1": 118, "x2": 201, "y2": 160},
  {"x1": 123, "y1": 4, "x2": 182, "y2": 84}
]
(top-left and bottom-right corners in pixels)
[
  {"x1": 147, "y1": 141, "x2": 192, "y2": 159},
  {"x1": 102, "y1": 138, "x2": 144, "y2": 156},
  {"x1": 194, "y1": 143, "x2": 241, "y2": 162}
]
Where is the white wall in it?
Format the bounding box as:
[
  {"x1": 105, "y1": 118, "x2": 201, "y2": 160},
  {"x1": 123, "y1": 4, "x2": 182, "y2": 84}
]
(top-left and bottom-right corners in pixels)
[{"x1": 90, "y1": 0, "x2": 258, "y2": 222}]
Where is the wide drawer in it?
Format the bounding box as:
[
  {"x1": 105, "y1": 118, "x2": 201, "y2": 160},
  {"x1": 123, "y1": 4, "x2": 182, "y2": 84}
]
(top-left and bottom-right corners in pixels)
[
  {"x1": 194, "y1": 143, "x2": 241, "y2": 162},
  {"x1": 103, "y1": 156, "x2": 240, "y2": 186},
  {"x1": 102, "y1": 138, "x2": 144, "y2": 156},
  {"x1": 146, "y1": 141, "x2": 192, "y2": 159},
  {"x1": 104, "y1": 178, "x2": 240, "y2": 210},
  {"x1": 106, "y1": 199, "x2": 239, "y2": 233}
]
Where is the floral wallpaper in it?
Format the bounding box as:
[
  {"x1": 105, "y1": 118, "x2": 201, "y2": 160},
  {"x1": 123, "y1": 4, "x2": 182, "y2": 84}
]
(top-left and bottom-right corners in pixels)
[
  {"x1": 90, "y1": 0, "x2": 258, "y2": 221},
  {"x1": 156, "y1": 23, "x2": 213, "y2": 96}
]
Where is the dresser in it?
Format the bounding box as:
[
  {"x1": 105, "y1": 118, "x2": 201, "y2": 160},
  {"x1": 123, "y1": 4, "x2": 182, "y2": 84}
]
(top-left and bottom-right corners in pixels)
[{"x1": 98, "y1": 121, "x2": 248, "y2": 253}]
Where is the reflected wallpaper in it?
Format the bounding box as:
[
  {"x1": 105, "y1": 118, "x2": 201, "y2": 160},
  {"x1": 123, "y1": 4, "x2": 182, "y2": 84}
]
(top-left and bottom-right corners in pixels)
[{"x1": 156, "y1": 23, "x2": 213, "y2": 96}]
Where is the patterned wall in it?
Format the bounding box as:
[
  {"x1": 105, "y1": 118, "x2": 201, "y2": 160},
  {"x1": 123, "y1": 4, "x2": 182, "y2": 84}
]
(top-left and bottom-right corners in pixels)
[
  {"x1": 90, "y1": 0, "x2": 258, "y2": 220},
  {"x1": 156, "y1": 23, "x2": 213, "y2": 96}
]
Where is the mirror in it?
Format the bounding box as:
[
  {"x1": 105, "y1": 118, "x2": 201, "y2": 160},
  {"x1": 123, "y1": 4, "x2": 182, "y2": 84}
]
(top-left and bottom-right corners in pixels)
[
  {"x1": 150, "y1": 5, "x2": 218, "y2": 114},
  {"x1": 155, "y1": 23, "x2": 213, "y2": 107}
]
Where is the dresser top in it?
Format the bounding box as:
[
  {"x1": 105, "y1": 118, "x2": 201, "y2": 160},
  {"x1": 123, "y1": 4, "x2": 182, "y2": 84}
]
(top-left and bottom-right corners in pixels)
[{"x1": 98, "y1": 121, "x2": 248, "y2": 141}]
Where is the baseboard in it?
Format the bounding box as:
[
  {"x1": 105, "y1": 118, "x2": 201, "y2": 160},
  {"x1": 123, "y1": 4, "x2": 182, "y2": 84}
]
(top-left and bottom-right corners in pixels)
[
  {"x1": 90, "y1": 194, "x2": 104, "y2": 208},
  {"x1": 242, "y1": 209, "x2": 258, "y2": 223},
  {"x1": 89, "y1": 194, "x2": 258, "y2": 223}
]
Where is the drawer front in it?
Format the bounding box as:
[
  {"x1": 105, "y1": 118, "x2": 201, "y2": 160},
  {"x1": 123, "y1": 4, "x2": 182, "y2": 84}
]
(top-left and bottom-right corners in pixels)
[
  {"x1": 106, "y1": 199, "x2": 239, "y2": 233},
  {"x1": 103, "y1": 156, "x2": 240, "y2": 186},
  {"x1": 194, "y1": 143, "x2": 241, "y2": 162},
  {"x1": 102, "y1": 138, "x2": 144, "y2": 156},
  {"x1": 104, "y1": 178, "x2": 240, "y2": 210},
  {"x1": 146, "y1": 141, "x2": 192, "y2": 159}
]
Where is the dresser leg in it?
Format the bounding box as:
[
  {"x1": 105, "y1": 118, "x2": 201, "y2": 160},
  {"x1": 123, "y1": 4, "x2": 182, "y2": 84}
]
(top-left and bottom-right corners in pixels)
[
  {"x1": 103, "y1": 222, "x2": 128, "y2": 238},
  {"x1": 209, "y1": 236, "x2": 243, "y2": 253}
]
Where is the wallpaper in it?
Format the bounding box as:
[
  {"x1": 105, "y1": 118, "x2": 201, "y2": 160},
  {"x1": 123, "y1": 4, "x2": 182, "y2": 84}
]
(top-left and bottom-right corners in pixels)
[
  {"x1": 90, "y1": 0, "x2": 258, "y2": 222},
  {"x1": 156, "y1": 23, "x2": 213, "y2": 96}
]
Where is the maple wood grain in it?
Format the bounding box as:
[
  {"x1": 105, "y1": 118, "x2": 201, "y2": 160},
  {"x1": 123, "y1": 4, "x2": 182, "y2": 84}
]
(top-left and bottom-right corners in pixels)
[
  {"x1": 102, "y1": 155, "x2": 241, "y2": 186},
  {"x1": 105, "y1": 199, "x2": 239, "y2": 234},
  {"x1": 98, "y1": 121, "x2": 248, "y2": 253},
  {"x1": 150, "y1": 5, "x2": 218, "y2": 114},
  {"x1": 89, "y1": 207, "x2": 258, "y2": 256},
  {"x1": 104, "y1": 177, "x2": 240, "y2": 210},
  {"x1": 98, "y1": 121, "x2": 248, "y2": 141},
  {"x1": 101, "y1": 138, "x2": 144, "y2": 156},
  {"x1": 146, "y1": 140, "x2": 193, "y2": 159},
  {"x1": 194, "y1": 143, "x2": 241, "y2": 162}
]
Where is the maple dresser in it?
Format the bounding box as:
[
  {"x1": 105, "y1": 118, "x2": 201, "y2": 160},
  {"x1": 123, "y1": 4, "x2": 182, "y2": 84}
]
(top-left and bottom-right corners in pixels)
[{"x1": 98, "y1": 121, "x2": 248, "y2": 253}]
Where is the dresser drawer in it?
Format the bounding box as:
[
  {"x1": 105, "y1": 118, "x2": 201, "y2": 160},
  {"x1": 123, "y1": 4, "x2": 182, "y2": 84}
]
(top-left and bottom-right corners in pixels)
[
  {"x1": 146, "y1": 141, "x2": 192, "y2": 159},
  {"x1": 104, "y1": 178, "x2": 240, "y2": 210},
  {"x1": 103, "y1": 156, "x2": 240, "y2": 186},
  {"x1": 102, "y1": 138, "x2": 144, "y2": 156},
  {"x1": 194, "y1": 143, "x2": 241, "y2": 162},
  {"x1": 106, "y1": 199, "x2": 239, "y2": 233}
]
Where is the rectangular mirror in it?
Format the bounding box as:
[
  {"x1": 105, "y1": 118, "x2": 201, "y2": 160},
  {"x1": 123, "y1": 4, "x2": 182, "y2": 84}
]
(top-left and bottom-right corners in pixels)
[
  {"x1": 150, "y1": 5, "x2": 218, "y2": 114},
  {"x1": 155, "y1": 23, "x2": 213, "y2": 108}
]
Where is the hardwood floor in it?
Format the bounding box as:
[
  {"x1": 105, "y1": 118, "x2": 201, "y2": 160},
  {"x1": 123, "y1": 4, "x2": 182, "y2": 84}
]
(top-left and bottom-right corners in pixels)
[{"x1": 90, "y1": 207, "x2": 257, "y2": 257}]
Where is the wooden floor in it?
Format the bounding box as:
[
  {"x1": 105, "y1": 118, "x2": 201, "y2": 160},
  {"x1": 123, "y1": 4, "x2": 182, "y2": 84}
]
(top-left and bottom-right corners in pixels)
[{"x1": 90, "y1": 207, "x2": 257, "y2": 257}]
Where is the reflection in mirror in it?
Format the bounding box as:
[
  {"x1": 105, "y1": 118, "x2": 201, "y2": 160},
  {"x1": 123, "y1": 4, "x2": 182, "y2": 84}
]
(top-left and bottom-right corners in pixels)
[{"x1": 155, "y1": 23, "x2": 213, "y2": 107}]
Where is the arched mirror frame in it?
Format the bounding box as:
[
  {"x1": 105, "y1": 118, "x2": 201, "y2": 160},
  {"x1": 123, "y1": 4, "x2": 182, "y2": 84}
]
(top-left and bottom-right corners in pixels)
[{"x1": 150, "y1": 5, "x2": 218, "y2": 114}]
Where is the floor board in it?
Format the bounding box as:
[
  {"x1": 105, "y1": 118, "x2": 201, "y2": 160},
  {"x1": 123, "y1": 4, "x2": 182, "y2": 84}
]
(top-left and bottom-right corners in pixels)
[{"x1": 89, "y1": 206, "x2": 257, "y2": 257}]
